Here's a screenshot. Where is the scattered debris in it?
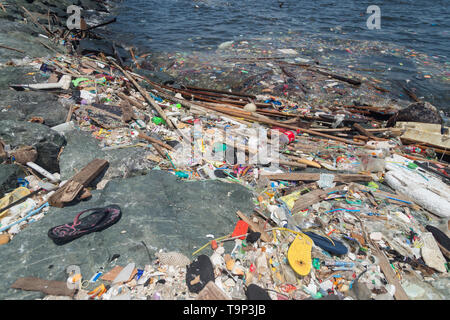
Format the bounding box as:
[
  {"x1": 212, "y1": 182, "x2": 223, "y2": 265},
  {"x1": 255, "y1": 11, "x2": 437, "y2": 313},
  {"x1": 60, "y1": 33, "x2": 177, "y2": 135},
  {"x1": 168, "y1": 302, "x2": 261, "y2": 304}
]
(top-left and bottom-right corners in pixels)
[{"x1": 1, "y1": 0, "x2": 449, "y2": 301}]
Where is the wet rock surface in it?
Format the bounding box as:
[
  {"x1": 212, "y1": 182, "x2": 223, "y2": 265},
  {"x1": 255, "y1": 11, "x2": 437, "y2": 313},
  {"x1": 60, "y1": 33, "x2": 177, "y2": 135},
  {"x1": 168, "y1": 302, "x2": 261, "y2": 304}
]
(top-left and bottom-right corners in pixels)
[
  {"x1": 0, "y1": 170, "x2": 254, "y2": 300},
  {"x1": 0, "y1": 120, "x2": 66, "y2": 172},
  {"x1": 58, "y1": 129, "x2": 156, "y2": 181},
  {"x1": 0, "y1": 90, "x2": 69, "y2": 127}
]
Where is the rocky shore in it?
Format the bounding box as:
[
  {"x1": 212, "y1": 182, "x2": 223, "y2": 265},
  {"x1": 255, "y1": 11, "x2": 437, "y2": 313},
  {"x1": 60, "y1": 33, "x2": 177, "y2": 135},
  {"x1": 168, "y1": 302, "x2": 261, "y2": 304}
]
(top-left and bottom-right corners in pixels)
[{"x1": 0, "y1": 0, "x2": 448, "y2": 301}]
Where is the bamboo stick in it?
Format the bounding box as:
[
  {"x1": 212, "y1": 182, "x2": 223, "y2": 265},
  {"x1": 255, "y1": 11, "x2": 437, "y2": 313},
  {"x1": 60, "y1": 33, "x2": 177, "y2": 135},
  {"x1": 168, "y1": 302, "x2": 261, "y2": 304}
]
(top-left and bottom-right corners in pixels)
[
  {"x1": 0, "y1": 44, "x2": 24, "y2": 53},
  {"x1": 194, "y1": 102, "x2": 365, "y2": 145},
  {"x1": 111, "y1": 61, "x2": 175, "y2": 130},
  {"x1": 138, "y1": 132, "x2": 174, "y2": 151}
]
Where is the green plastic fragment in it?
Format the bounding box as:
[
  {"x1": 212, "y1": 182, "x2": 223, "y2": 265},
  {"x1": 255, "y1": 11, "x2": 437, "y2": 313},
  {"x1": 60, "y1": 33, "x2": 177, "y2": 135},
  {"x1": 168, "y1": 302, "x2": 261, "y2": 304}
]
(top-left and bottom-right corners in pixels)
[
  {"x1": 407, "y1": 162, "x2": 418, "y2": 169},
  {"x1": 152, "y1": 117, "x2": 165, "y2": 125},
  {"x1": 72, "y1": 77, "x2": 89, "y2": 87},
  {"x1": 312, "y1": 258, "x2": 321, "y2": 270},
  {"x1": 367, "y1": 181, "x2": 379, "y2": 189}
]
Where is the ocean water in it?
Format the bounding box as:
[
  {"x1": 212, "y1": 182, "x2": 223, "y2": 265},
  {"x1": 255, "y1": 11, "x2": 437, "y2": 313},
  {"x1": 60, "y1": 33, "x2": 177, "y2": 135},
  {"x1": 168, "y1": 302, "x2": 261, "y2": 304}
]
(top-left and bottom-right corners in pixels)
[{"x1": 104, "y1": 0, "x2": 449, "y2": 111}]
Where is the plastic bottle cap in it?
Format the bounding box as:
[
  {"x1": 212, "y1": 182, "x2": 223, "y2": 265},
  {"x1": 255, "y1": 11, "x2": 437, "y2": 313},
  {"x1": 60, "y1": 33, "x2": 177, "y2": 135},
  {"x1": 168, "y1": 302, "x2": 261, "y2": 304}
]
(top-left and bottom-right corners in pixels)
[{"x1": 283, "y1": 131, "x2": 296, "y2": 143}]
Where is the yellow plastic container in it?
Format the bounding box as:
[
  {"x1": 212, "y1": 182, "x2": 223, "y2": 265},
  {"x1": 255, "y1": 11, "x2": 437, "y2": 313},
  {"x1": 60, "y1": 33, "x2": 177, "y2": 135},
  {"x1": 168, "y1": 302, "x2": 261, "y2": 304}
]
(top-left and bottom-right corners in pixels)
[{"x1": 0, "y1": 187, "x2": 31, "y2": 218}]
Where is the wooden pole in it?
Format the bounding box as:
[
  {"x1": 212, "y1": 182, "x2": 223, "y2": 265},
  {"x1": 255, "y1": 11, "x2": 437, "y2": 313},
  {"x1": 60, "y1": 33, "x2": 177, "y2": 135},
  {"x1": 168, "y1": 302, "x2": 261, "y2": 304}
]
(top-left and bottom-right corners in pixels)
[
  {"x1": 0, "y1": 44, "x2": 25, "y2": 53},
  {"x1": 138, "y1": 132, "x2": 174, "y2": 151},
  {"x1": 111, "y1": 61, "x2": 175, "y2": 130}
]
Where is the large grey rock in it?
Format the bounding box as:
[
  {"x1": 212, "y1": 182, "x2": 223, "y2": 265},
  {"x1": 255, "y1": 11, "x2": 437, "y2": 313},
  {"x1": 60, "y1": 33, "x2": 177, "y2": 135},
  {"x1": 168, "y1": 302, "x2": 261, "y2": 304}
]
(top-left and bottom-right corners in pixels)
[
  {"x1": 59, "y1": 129, "x2": 156, "y2": 181},
  {"x1": 0, "y1": 20, "x2": 57, "y2": 64},
  {"x1": 0, "y1": 170, "x2": 255, "y2": 299},
  {"x1": 75, "y1": 39, "x2": 131, "y2": 63},
  {"x1": 0, "y1": 120, "x2": 66, "y2": 172},
  {"x1": 78, "y1": 0, "x2": 109, "y2": 12},
  {"x1": 0, "y1": 164, "x2": 24, "y2": 197},
  {"x1": 0, "y1": 0, "x2": 104, "y2": 22},
  {"x1": 0, "y1": 90, "x2": 69, "y2": 127},
  {"x1": 386, "y1": 101, "x2": 444, "y2": 127}
]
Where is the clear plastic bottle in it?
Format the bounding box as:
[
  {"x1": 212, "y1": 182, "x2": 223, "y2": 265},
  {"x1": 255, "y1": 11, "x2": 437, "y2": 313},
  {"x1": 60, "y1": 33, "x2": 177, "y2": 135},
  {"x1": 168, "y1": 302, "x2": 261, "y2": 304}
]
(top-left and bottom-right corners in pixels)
[{"x1": 268, "y1": 205, "x2": 288, "y2": 228}]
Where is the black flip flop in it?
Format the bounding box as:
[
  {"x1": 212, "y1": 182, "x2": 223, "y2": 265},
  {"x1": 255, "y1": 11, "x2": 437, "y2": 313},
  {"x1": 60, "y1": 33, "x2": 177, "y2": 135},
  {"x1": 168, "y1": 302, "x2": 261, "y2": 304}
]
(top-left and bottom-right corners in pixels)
[
  {"x1": 245, "y1": 284, "x2": 272, "y2": 300},
  {"x1": 186, "y1": 255, "x2": 214, "y2": 294},
  {"x1": 48, "y1": 205, "x2": 122, "y2": 245}
]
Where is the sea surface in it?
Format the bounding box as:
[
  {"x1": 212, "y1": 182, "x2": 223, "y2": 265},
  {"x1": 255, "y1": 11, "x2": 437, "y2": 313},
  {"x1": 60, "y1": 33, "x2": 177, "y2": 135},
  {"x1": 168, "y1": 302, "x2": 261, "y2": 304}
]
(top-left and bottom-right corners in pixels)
[{"x1": 102, "y1": 0, "x2": 449, "y2": 112}]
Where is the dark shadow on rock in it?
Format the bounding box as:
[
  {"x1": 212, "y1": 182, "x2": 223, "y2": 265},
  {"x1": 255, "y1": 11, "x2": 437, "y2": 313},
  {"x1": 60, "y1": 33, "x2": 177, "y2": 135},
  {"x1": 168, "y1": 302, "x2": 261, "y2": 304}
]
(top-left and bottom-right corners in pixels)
[
  {"x1": 0, "y1": 120, "x2": 66, "y2": 172},
  {"x1": 0, "y1": 164, "x2": 25, "y2": 197}
]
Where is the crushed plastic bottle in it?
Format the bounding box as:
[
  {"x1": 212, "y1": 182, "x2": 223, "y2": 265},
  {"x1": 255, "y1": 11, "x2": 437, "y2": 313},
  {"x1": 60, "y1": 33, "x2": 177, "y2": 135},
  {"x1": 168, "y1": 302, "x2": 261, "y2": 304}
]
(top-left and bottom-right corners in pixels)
[
  {"x1": 317, "y1": 173, "x2": 336, "y2": 189},
  {"x1": 268, "y1": 205, "x2": 288, "y2": 227}
]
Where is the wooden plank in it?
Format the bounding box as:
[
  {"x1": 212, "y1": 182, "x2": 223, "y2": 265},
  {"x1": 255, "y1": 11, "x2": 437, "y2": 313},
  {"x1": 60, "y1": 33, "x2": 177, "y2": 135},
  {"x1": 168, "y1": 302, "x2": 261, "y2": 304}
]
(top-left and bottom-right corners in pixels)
[
  {"x1": 185, "y1": 85, "x2": 256, "y2": 99},
  {"x1": 358, "y1": 219, "x2": 409, "y2": 300},
  {"x1": 65, "y1": 105, "x2": 74, "y2": 122},
  {"x1": 370, "y1": 241, "x2": 410, "y2": 300},
  {"x1": 11, "y1": 277, "x2": 76, "y2": 297},
  {"x1": 401, "y1": 138, "x2": 450, "y2": 155},
  {"x1": 236, "y1": 210, "x2": 272, "y2": 242},
  {"x1": 49, "y1": 159, "x2": 108, "y2": 207},
  {"x1": 72, "y1": 159, "x2": 109, "y2": 186},
  {"x1": 197, "y1": 103, "x2": 365, "y2": 146},
  {"x1": 0, "y1": 139, "x2": 6, "y2": 159},
  {"x1": 80, "y1": 105, "x2": 123, "y2": 121},
  {"x1": 152, "y1": 143, "x2": 167, "y2": 158},
  {"x1": 401, "y1": 132, "x2": 450, "y2": 149},
  {"x1": 353, "y1": 123, "x2": 378, "y2": 140},
  {"x1": 396, "y1": 122, "x2": 450, "y2": 150},
  {"x1": 292, "y1": 185, "x2": 346, "y2": 214},
  {"x1": 58, "y1": 181, "x2": 84, "y2": 203}
]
